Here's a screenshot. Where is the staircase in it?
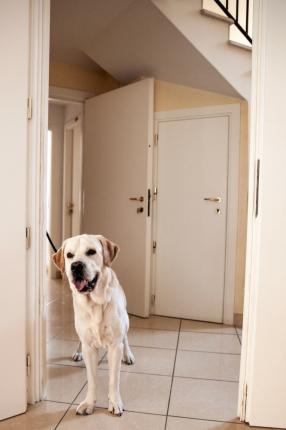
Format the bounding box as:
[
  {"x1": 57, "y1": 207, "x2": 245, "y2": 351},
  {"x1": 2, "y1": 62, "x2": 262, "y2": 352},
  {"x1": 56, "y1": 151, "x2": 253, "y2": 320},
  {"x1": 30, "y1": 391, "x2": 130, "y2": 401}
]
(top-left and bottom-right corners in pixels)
[
  {"x1": 201, "y1": 0, "x2": 252, "y2": 49},
  {"x1": 151, "y1": 0, "x2": 252, "y2": 99}
]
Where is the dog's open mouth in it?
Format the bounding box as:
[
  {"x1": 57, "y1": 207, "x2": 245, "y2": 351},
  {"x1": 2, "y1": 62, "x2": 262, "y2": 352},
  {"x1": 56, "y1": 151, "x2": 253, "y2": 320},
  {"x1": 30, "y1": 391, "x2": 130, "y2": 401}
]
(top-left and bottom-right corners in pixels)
[{"x1": 73, "y1": 273, "x2": 99, "y2": 293}]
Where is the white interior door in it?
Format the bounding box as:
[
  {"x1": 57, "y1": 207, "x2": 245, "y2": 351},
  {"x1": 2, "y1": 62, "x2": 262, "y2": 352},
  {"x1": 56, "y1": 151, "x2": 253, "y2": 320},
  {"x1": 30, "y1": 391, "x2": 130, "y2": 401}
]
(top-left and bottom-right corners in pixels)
[
  {"x1": 0, "y1": 0, "x2": 29, "y2": 420},
  {"x1": 83, "y1": 79, "x2": 154, "y2": 317},
  {"x1": 154, "y1": 115, "x2": 229, "y2": 322},
  {"x1": 63, "y1": 117, "x2": 83, "y2": 240}
]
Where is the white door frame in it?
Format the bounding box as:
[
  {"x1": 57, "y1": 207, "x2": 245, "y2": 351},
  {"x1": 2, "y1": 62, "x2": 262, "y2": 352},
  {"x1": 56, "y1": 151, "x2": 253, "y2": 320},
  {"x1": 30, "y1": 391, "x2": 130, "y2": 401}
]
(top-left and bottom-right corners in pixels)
[
  {"x1": 237, "y1": 0, "x2": 265, "y2": 421},
  {"x1": 152, "y1": 104, "x2": 240, "y2": 325},
  {"x1": 27, "y1": 0, "x2": 50, "y2": 402},
  {"x1": 62, "y1": 114, "x2": 83, "y2": 240}
]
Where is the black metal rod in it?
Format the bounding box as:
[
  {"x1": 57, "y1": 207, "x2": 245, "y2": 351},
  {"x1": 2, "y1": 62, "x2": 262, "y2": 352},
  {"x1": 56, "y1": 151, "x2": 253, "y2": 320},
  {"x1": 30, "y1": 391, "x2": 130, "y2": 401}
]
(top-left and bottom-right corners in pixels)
[
  {"x1": 46, "y1": 231, "x2": 58, "y2": 253},
  {"x1": 246, "y1": 0, "x2": 249, "y2": 34},
  {"x1": 225, "y1": 0, "x2": 229, "y2": 11},
  {"x1": 236, "y1": 0, "x2": 239, "y2": 21},
  {"x1": 213, "y1": 0, "x2": 252, "y2": 43}
]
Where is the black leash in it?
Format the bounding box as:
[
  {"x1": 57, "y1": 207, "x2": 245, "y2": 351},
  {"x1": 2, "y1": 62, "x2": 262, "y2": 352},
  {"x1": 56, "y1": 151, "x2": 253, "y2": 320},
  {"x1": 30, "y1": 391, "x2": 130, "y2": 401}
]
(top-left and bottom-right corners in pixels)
[{"x1": 46, "y1": 231, "x2": 58, "y2": 253}]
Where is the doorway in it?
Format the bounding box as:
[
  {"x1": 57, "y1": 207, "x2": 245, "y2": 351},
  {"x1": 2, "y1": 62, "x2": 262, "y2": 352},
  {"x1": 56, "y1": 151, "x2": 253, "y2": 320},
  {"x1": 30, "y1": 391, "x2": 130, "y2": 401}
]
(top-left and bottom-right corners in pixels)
[
  {"x1": 152, "y1": 106, "x2": 240, "y2": 324},
  {"x1": 28, "y1": 1, "x2": 248, "y2": 427}
]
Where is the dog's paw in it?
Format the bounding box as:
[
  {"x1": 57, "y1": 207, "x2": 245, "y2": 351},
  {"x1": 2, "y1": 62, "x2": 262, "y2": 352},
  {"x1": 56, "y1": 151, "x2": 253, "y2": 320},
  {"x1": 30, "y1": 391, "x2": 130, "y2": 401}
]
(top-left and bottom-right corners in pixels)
[
  {"x1": 72, "y1": 351, "x2": 83, "y2": 362},
  {"x1": 76, "y1": 400, "x2": 96, "y2": 415},
  {"x1": 123, "y1": 349, "x2": 135, "y2": 365},
  {"x1": 108, "y1": 396, "x2": 124, "y2": 416}
]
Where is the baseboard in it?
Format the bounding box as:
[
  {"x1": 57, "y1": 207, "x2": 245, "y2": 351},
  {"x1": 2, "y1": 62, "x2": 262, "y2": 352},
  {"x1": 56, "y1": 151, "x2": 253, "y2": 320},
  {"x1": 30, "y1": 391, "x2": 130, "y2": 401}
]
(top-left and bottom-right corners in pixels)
[{"x1": 234, "y1": 313, "x2": 243, "y2": 328}]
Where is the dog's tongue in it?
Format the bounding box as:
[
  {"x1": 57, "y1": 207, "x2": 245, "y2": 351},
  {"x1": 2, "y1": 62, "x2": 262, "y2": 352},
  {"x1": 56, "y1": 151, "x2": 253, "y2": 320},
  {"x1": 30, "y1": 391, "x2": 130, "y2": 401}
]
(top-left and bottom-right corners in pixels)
[{"x1": 74, "y1": 279, "x2": 87, "y2": 291}]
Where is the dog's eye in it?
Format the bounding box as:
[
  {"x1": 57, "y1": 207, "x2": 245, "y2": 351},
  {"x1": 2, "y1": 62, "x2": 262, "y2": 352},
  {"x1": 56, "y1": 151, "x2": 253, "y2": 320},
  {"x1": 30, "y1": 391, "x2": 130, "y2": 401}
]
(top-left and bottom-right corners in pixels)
[
  {"x1": 86, "y1": 249, "x2": 96, "y2": 256},
  {"x1": 66, "y1": 252, "x2": 74, "y2": 259}
]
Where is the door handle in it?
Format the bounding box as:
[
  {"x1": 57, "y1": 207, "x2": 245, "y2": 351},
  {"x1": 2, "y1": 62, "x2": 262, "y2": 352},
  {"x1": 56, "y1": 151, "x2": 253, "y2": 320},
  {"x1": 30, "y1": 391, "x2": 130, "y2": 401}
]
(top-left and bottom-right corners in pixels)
[
  {"x1": 204, "y1": 197, "x2": 222, "y2": 203},
  {"x1": 129, "y1": 196, "x2": 144, "y2": 202}
]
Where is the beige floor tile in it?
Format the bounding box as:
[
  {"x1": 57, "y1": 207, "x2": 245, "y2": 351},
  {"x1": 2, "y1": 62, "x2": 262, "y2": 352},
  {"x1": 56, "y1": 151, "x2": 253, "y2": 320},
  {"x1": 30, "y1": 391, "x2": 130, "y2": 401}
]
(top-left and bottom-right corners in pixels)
[
  {"x1": 58, "y1": 406, "x2": 165, "y2": 429},
  {"x1": 174, "y1": 350, "x2": 240, "y2": 381},
  {"x1": 75, "y1": 370, "x2": 172, "y2": 415},
  {"x1": 166, "y1": 417, "x2": 264, "y2": 430},
  {"x1": 99, "y1": 346, "x2": 175, "y2": 375},
  {"x1": 0, "y1": 401, "x2": 69, "y2": 430},
  {"x1": 181, "y1": 320, "x2": 236, "y2": 335},
  {"x1": 169, "y1": 377, "x2": 239, "y2": 422},
  {"x1": 46, "y1": 365, "x2": 86, "y2": 403},
  {"x1": 47, "y1": 339, "x2": 84, "y2": 367},
  {"x1": 130, "y1": 315, "x2": 180, "y2": 331},
  {"x1": 179, "y1": 332, "x2": 241, "y2": 354},
  {"x1": 48, "y1": 322, "x2": 79, "y2": 341},
  {"x1": 47, "y1": 339, "x2": 106, "y2": 367},
  {"x1": 128, "y1": 328, "x2": 178, "y2": 349}
]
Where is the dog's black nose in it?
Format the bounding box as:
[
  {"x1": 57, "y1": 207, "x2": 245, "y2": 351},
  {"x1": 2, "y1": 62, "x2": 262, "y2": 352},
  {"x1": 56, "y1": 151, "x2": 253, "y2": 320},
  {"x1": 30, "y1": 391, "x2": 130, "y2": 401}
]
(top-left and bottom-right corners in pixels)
[{"x1": 71, "y1": 261, "x2": 84, "y2": 273}]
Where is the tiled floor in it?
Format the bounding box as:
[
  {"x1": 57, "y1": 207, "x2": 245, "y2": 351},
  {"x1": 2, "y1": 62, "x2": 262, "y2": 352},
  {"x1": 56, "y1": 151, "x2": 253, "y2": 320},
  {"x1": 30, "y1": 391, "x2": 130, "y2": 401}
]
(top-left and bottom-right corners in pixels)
[{"x1": 0, "y1": 279, "x2": 269, "y2": 429}]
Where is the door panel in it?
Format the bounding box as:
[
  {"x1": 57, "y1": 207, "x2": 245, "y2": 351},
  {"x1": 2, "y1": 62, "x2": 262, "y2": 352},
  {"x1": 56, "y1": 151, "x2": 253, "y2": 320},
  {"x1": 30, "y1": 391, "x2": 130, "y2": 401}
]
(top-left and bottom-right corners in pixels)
[
  {"x1": 0, "y1": 0, "x2": 29, "y2": 420},
  {"x1": 63, "y1": 119, "x2": 83, "y2": 240},
  {"x1": 155, "y1": 116, "x2": 229, "y2": 322},
  {"x1": 83, "y1": 79, "x2": 154, "y2": 316}
]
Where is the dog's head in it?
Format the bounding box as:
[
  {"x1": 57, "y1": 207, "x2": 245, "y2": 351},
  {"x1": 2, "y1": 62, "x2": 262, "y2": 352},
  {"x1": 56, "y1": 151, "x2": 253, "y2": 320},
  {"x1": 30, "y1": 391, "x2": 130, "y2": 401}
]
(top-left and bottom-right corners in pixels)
[{"x1": 52, "y1": 234, "x2": 119, "y2": 295}]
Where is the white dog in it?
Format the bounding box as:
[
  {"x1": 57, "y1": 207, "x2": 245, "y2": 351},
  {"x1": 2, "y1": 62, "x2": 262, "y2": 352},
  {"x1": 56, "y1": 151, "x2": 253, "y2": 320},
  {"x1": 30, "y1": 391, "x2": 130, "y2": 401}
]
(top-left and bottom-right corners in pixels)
[{"x1": 53, "y1": 234, "x2": 135, "y2": 416}]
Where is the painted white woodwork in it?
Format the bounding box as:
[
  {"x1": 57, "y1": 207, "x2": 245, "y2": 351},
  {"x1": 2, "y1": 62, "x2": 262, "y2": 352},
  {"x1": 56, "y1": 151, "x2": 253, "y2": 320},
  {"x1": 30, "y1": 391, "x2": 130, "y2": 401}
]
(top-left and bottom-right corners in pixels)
[
  {"x1": 62, "y1": 116, "x2": 83, "y2": 240},
  {"x1": 0, "y1": 0, "x2": 30, "y2": 419},
  {"x1": 83, "y1": 79, "x2": 154, "y2": 317},
  {"x1": 240, "y1": 1, "x2": 286, "y2": 428},
  {"x1": 154, "y1": 116, "x2": 229, "y2": 321},
  {"x1": 153, "y1": 105, "x2": 240, "y2": 324}
]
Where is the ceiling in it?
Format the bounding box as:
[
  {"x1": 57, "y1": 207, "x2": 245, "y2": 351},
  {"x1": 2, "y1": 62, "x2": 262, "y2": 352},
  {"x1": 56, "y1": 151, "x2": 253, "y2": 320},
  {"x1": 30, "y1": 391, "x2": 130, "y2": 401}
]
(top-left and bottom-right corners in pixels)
[{"x1": 50, "y1": 0, "x2": 243, "y2": 97}]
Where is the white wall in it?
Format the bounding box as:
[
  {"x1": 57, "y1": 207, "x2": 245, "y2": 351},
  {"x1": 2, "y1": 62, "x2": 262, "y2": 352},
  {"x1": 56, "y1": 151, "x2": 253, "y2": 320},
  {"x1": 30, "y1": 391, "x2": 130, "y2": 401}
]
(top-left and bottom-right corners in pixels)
[{"x1": 244, "y1": 1, "x2": 286, "y2": 427}]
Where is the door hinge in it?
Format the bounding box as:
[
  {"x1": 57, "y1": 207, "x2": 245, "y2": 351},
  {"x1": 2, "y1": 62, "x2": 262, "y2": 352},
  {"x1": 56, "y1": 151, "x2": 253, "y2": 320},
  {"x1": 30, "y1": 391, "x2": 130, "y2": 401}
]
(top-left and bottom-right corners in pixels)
[
  {"x1": 152, "y1": 240, "x2": 157, "y2": 253},
  {"x1": 26, "y1": 354, "x2": 31, "y2": 376},
  {"x1": 26, "y1": 226, "x2": 31, "y2": 249},
  {"x1": 153, "y1": 186, "x2": 158, "y2": 201},
  {"x1": 27, "y1": 97, "x2": 32, "y2": 120},
  {"x1": 154, "y1": 133, "x2": 158, "y2": 145},
  {"x1": 241, "y1": 383, "x2": 248, "y2": 419},
  {"x1": 151, "y1": 294, "x2": 156, "y2": 305},
  {"x1": 255, "y1": 159, "x2": 260, "y2": 218}
]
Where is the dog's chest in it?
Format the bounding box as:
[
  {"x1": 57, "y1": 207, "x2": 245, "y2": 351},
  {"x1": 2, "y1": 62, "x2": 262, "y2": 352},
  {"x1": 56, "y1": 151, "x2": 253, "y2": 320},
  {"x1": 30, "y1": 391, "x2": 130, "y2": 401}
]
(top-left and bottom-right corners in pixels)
[{"x1": 75, "y1": 300, "x2": 113, "y2": 349}]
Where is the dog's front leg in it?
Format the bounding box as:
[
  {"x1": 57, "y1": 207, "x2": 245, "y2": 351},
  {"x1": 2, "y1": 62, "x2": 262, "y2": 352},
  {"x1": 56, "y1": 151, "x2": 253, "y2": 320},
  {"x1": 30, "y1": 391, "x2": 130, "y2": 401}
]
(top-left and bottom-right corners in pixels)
[
  {"x1": 108, "y1": 341, "x2": 124, "y2": 416},
  {"x1": 76, "y1": 343, "x2": 98, "y2": 415}
]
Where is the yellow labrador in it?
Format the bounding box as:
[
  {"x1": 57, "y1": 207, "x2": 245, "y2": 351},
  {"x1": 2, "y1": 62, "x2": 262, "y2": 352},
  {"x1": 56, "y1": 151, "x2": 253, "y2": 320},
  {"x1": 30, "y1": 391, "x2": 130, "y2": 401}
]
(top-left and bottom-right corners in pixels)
[{"x1": 53, "y1": 234, "x2": 135, "y2": 416}]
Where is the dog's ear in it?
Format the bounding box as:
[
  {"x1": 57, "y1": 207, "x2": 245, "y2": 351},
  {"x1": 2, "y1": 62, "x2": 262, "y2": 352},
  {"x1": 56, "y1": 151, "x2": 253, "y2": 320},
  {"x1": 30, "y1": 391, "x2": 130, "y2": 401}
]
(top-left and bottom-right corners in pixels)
[
  {"x1": 99, "y1": 237, "x2": 119, "y2": 267},
  {"x1": 52, "y1": 246, "x2": 65, "y2": 273}
]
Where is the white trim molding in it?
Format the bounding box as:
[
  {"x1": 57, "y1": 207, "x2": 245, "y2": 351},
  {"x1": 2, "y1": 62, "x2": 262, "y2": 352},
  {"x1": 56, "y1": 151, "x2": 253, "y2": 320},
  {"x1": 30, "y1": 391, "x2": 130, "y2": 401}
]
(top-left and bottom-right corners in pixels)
[
  {"x1": 26, "y1": 0, "x2": 50, "y2": 403},
  {"x1": 153, "y1": 104, "x2": 240, "y2": 325}
]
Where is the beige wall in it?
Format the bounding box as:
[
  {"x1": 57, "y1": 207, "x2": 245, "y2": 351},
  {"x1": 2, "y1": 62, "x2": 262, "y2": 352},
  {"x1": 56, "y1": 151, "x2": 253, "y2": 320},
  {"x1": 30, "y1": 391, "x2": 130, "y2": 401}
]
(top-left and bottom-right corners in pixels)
[
  {"x1": 155, "y1": 80, "x2": 248, "y2": 316},
  {"x1": 49, "y1": 62, "x2": 119, "y2": 94}
]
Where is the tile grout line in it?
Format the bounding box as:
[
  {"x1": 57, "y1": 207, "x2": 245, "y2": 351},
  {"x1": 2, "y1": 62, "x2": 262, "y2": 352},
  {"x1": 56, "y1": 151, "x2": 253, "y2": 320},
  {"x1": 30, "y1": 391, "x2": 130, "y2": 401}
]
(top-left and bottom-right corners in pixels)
[
  {"x1": 52, "y1": 386, "x2": 84, "y2": 430},
  {"x1": 235, "y1": 326, "x2": 242, "y2": 345},
  {"x1": 94, "y1": 366, "x2": 239, "y2": 383},
  {"x1": 164, "y1": 319, "x2": 182, "y2": 430},
  {"x1": 52, "y1": 350, "x2": 107, "y2": 429},
  {"x1": 168, "y1": 414, "x2": 244, "y2": 425},
  {"x1": 130, "y1": 326, "x2": 239, "y2": 335}
]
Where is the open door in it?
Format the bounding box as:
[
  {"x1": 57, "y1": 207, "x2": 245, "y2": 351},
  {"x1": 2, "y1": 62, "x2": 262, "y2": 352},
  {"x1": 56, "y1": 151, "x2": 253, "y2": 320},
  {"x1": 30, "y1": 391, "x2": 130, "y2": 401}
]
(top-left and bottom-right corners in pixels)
[
  {"x1": 0, "y1": 0, "x2": 29, "y2": 420},
  {"x1": 62, "y1": 116, "x2": 83, "y2": 240},
  {"x1": 83, "y1": 79, "x2": 154, "y2": 317}
]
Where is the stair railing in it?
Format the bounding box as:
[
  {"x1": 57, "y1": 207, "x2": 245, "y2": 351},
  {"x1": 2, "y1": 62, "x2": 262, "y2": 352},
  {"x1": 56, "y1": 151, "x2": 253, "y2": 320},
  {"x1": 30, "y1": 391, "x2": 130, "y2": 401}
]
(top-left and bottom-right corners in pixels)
[{"x1": 213, "y1": 0, "x2": 252, "y2": 44}]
